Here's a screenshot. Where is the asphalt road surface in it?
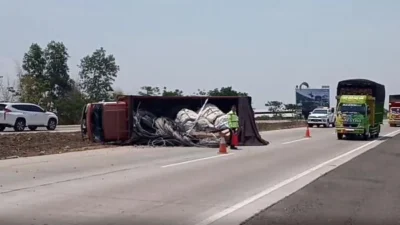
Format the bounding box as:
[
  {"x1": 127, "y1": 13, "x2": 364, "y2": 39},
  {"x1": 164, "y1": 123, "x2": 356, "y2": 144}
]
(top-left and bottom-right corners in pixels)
[
  {"x1": 1, "y1": 124, "x2": 399, "y2": 225},
  {"x1": 242, "y1": 130, "x2": 400, "y2": 225}
]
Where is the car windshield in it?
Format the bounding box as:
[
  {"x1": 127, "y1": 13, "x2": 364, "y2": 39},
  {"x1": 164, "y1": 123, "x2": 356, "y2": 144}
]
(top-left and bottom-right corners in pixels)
[
  {"x1": 312, "y1": 110, "x2": 327, "y2": 114},
  {"x1": 391, "y1": 107, "x2": 400, "y2": 114},
  {"x1": 339, "y1": 104, "x2": 365, "y2": 114}
]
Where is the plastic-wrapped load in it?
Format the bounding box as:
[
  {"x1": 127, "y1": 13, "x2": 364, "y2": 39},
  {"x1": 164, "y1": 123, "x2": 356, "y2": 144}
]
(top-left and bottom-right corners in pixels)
[
  {"x1": 176, "y1": 108, "x2": 197, "y2": 124},
  {"x1": 196, "y1": 118, "x2": 214, "y2": 131},
  {"x1": 214, "y1": 114, "x2": 229, "y2": 130},
  {"x1": 198, "y1": 104, "x2": 225, "y2": 124}
]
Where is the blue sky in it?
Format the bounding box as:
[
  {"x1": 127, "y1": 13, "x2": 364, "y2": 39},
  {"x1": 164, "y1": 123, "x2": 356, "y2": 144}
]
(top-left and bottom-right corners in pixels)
[{"x1": 1, "y1": 0, "x2": 400, "y2": 108}]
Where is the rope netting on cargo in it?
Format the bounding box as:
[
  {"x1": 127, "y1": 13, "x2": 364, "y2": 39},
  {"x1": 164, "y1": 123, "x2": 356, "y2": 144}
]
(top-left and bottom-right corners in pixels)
[{"x1": 130, "y1": 104, "x2": 230, "y2": 147}]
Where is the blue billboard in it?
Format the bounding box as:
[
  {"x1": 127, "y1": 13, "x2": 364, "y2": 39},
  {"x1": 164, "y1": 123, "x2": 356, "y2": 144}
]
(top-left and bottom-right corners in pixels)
[{"x1": 295, "y1": 86, "x2": 330, "y2": 115}]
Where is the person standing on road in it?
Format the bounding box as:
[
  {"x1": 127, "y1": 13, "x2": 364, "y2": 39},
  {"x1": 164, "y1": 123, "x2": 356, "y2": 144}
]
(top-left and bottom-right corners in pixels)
[{"x1": 227, "y1": 105, "x2": 239, "y2": 149}]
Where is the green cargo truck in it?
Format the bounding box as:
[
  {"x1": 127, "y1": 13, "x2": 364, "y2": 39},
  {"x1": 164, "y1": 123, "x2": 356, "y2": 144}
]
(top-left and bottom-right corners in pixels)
[{"x1": 335, "y1": 79, "x2": 385, "y2": 140}]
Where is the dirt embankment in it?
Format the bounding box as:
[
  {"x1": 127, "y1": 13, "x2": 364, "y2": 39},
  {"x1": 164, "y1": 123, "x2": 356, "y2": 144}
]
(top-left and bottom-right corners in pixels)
[
  {"x1": 0, "y1": 121, "x2": 306, "y2": 160},
  {"x1": 0, "y1": 132, "x2": 113, "y2": 159}
]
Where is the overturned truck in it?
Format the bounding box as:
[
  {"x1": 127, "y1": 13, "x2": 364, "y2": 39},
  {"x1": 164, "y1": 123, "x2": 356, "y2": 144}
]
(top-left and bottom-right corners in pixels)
[{"x1": 81, "y1": 95, "x2": 269, "y2": 147}]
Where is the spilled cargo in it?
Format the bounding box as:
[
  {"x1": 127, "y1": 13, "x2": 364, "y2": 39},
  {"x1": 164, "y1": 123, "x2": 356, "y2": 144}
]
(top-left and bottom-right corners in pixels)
[{"x1": 82, "y1": 95, "x2": 269, "y2": 147}]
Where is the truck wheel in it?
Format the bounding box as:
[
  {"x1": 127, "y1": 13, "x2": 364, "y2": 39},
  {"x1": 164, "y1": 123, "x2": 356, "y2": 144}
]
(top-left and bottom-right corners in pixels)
[
  {"x1": 0, "y1": 125, "x2": 5, "y2": 132},
  {"x1": 308, "y1": 124, "x2": 313, "y2": 127},
  {"x1": 375, "y1": 126, "x2": 381, "y2": 138},
  {"x1": 337, "y1": 133, "x2": 343, "y2": 140},
  {"x1": 363, "y1": 132, "x2": 371, "y2": 140},
  {"x1": 323, "y1": 124, "x2": 327, "y2": 128}
]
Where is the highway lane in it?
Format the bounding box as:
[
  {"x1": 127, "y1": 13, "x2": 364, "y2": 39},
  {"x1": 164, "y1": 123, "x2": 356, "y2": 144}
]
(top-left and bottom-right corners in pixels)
[{"x1": 0, "y1": 124, "x2": 398, "y2": 225}]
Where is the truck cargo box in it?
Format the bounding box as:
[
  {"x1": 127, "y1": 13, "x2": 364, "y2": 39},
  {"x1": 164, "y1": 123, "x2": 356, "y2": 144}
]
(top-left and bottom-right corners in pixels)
[
  {"x1": 337, "y1": 79, "x2": 385, "y2": 104},
  {"x1": 124, "y1": 95, "x2": 268, "y2": 146},
  {"x1": 389, "y1": 94, "x2": 400, "y2": 103},
  {"x1": 83, "y1": 95, "x2": 269, "y2": 146}
]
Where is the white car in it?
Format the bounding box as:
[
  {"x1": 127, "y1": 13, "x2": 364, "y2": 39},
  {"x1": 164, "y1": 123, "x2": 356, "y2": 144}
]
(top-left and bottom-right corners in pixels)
[
  {"x1": 0, "y1": 103, "x2": 58, "y2": 132},
  {"x1": 307, "y1": 107, "x2": 335, "y2": 128}
]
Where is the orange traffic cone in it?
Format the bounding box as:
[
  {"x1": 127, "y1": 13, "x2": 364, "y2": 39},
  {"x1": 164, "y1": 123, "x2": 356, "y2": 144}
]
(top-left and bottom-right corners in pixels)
[
  {"x1": 305, "y1": 126, "x2": 311, "y2": 138},
  {"x1": 219, "y1": 136, "x2": 228, "y2": 154}
]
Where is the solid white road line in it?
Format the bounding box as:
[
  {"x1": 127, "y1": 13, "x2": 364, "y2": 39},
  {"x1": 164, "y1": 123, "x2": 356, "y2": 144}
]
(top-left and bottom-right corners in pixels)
[
  {"x1": 281, "y1": 138, "x2": 309, "y2": 145},
  {"x1": 194, "y1": 129, "x2": 400, "y2": 225},
  {"x1": 161, "y1": 154, "x2": 234, "y2": 168}
]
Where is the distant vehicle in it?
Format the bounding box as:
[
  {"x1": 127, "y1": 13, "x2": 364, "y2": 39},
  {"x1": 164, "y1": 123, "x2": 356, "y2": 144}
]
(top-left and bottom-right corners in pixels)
[
  {"x1": 388, "y1": 95, "x2": 400, "y2": 127},
  {"x1": 0, "y1": 103, "x2": 58, "y2": 132},
  {"x1": 307, "y1": 107, "x2": 335, "y2": 128},
  {"x1": 335, "y1": 79, "x2": 385, "y2": 140}
]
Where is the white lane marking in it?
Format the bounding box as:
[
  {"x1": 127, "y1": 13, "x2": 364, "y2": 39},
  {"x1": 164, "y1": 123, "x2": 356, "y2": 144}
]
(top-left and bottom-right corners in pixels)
[
  {"x1": 161, "y1": 154, "x2": 234, "y2": 168},
  {"x1": 281, "y1": 138, "x2": 309, "y2": 145},
  {"x1": 194, "y1": 129, "x2": 400, "y2": 225}
]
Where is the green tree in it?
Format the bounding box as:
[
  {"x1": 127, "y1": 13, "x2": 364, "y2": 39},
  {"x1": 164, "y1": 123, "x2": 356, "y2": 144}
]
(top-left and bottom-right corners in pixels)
[
  {"x1": 55, "y1": 80, "x2": 89, "y2": 125},
  {"x1": 193, "y1": 89, "x2": 207, "y2": 96},
  {"x1": 20, "y1": 43, "x2": 47, "y2": 103},
  {"x1": 207, "y1": 86, "x2": 248, "y2": 96},
  {"x1": 265, "y1": 101, "x2": 284, "y2": 116},
  {"x1": 284, "y1": 103, "x2": 298, "y2": 111},
  {"x1": 162, "y1": 87, "x2": 183, "y2": 96},
  {"x1": 112, "y1": 88, "x2": 124, "y2": 100},
  {"x1": 79, "y1": 47, "x2": 120, "y2": 101},
  {"x1": 44, "y1": 41, "x2": 72, "y2": 101},
  {"x1": 138, "y1": 86, "x2": 161, "y2": 96},
  {"x1": 138, "y1": 86, "x2": 184, "y2": 96}
]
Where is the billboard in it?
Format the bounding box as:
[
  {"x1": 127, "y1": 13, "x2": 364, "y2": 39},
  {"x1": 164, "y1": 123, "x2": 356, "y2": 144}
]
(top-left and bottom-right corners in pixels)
[{"x1": 295, "y1": 85, "x2": 330, "y2": 116}]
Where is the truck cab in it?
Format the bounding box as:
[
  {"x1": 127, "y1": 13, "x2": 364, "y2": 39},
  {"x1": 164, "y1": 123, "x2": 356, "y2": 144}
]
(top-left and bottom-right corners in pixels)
[
  {"x1": 335, "y1": 95, "x2": 379, "y2": 140},
  {"x1": 388, "y1": 95, "x2": 400, "y2": 127},
  {"x1": 307, "y1": 107, "x2": 335, "y2": 128}
]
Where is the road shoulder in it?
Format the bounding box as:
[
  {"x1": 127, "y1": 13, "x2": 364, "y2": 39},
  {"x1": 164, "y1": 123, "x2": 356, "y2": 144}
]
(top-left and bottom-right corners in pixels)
[{"x1": 241, "y1": 133, "x2": 400, "y2": 225}]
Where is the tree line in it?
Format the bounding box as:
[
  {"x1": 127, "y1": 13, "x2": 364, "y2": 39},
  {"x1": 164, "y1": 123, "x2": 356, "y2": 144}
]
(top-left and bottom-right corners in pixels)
[
  {"x1": 137, "y1": 86, "x2": 249, "y2": 97},
  {"x1": 0, "y1": 41, "x2": 252, "y2": 125},
  {"x1": 0, "y1": 41, "x2": 120, "y2": 124},
  {"x1": 1, "y1": 41, "x2": 298, "y2": 124}
]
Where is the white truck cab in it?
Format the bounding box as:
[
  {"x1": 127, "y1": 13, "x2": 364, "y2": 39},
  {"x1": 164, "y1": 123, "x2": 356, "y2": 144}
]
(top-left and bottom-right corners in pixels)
[
  {"x1": 307, "y1": 107, "x2": 335, "y2": 128},
  {"x1": 0, "y1": 102, "x2": 58, "y2": 132}
]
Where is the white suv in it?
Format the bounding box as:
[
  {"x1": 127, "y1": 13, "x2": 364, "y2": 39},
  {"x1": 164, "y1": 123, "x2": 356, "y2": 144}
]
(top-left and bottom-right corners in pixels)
[
  {"x1": 0, "y1": 103, "x2": 58, "y2": 132},
  {"x1": 307, "y1": 107, "x2": 336, "y2": 128}
]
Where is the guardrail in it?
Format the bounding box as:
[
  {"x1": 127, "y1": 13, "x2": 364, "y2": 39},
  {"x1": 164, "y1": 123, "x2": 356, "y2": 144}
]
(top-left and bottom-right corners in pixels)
[{"x1": 254, "y1": 110, "x2": 296, "y2": 115}]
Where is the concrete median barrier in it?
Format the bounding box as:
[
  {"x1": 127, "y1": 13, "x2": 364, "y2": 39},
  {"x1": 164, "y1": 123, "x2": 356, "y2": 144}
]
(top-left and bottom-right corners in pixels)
[{"x1": 257, "y1": 120, "x2": 306, "y2": 131}]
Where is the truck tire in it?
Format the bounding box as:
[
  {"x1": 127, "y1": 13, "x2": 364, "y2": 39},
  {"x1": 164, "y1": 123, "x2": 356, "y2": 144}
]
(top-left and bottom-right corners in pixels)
[
  {"x1": 0, "y1": 125, "x2": 5, "y2": 132},
  {"x1": 337, "y1": 133, "x2": 343, "y2": 140},
  {"x1": 308, "y1": 124, "x2": 313, "y2": 127},
  {"x1": 375, "y1": 126, "x2": 381, "y2": 138},
  {"x1": 363, "y1": 132, "x2": 371, "y2": 140}
]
